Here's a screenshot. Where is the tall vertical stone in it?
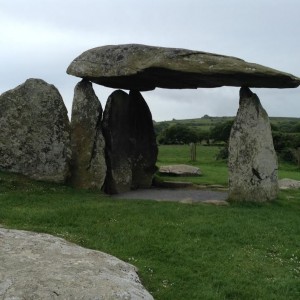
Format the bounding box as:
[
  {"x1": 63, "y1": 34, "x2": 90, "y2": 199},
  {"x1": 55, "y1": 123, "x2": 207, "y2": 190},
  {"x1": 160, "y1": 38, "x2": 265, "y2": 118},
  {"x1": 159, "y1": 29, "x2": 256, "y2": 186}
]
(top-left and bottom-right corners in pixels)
[
  {"x1": 70, "y1": 80, "x2": 106, "y2": 189},
  {"x1": 228, "y1": 87, "x2": 278, "y2": 201},
  {"x1": 102, "y1": 90, "x2": 158, "y2": 194},
  {"x1": 0, "y1": 79, "x2": 71, "y2": 182}
]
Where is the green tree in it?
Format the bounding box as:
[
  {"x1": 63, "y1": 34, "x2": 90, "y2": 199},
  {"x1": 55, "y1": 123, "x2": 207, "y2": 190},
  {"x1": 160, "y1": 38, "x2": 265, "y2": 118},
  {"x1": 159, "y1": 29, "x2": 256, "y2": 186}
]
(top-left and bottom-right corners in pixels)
[
  {"x1": 210, "y1": 120, "x2": 234, "y2": 143},
  {"x1": 158, "y1": 124, "x2": 198, "y2": 145}
]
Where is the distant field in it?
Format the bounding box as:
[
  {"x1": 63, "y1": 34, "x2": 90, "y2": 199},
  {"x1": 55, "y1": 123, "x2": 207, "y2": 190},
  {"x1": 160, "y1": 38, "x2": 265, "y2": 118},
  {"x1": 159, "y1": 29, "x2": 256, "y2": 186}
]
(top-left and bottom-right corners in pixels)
[{"x1": 155, "y1": 115, "x2": 300, "y2": 132}]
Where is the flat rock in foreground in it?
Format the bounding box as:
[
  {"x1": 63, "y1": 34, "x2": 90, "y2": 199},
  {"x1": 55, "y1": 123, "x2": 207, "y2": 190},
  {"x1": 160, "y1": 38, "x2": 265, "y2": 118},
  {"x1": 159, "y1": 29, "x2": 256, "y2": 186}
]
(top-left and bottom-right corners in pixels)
[
  {"x1": 67, "y1": 44, "x2": 300, "y2": 91},
  {"x1": 0, "y1": 227, "x2": 153, "y2": 300}
]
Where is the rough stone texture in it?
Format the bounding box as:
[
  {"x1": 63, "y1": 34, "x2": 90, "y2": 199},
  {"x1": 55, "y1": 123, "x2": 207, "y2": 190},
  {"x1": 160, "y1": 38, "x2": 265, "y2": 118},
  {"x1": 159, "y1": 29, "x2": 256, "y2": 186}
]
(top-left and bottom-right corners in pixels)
[
  {"x1": 102, "y1": 90, "x2": 158, "y2": 194},
  {"x1": 159, "y1": 164, "x2": 201, "y2": 176},
  {"x1": 0, "y1": 227, "x2": 153, "y2": 300},
  {"x1": 228, "y1": 87, "x2": 278, "y2": 202},
  {"x1": 279, "y1": 178, "x2": 300, "y2": 189},
  {"x1": 0, "y1": 79, "x2": 71, "y2": 183},
  {"x1": 70, "y1": 79, "x2": 106, "y2": 189},
  {"x1": 67, "y1": 44, "x2": 300, "y2": 91}
]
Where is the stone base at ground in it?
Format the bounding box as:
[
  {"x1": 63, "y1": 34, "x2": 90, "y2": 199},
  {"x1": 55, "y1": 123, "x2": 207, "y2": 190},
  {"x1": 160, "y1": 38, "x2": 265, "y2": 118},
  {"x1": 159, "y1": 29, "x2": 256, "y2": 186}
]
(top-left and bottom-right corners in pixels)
[
  {"x1": 228, "y1": 87, "x2": 278, "y2": 202},
  {"x1": 0, "y1": 227, "x2": 153, "y2": 300}
]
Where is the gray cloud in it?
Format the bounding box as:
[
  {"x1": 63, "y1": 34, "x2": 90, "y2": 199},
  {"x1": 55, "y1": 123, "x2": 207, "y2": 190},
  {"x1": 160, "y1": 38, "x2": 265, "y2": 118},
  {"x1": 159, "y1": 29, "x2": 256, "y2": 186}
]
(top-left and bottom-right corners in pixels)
[{"x1": 1, "y1": 0, "x2": 299, "y2": 121}]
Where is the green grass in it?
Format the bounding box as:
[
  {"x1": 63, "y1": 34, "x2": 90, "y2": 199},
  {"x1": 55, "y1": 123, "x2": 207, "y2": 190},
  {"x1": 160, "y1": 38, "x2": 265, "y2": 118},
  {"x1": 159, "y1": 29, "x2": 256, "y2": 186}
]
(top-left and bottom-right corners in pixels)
[
  {"x1": 157, "y1": 145, "x2": 300, "y2": 186},
  {"x1": 157, "y1": 145, "x2": 228, "y2": 186},
  {"x1": 1, "y1": 146, "x2": 300, "y2": 299}
]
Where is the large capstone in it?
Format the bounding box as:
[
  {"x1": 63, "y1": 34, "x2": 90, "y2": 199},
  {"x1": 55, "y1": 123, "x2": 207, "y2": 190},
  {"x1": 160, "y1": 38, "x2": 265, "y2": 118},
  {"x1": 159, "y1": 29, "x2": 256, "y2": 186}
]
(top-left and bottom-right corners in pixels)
[
  {"x1": 228, "y1": 87, "x2": 278, "y2": 202},
  {"x1": 0, "y1": 79, "x2": 71, "y2": 183},
  {"x1": 67, "y1": 44, "x2": 300, "y2": 91},
  {"x1": 102, "y1": 90, "x2": 158, "y2": 194},
  {"x1": 70, "y1": 80, "x2": 106, "y2": 189}
]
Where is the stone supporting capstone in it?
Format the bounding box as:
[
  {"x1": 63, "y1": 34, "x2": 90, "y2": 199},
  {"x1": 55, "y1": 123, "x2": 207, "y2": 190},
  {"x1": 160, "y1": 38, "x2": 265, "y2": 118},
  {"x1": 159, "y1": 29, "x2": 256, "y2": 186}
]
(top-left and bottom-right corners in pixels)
[
  {"x1": 102, "y1": 90, "x2": 158, "y2": 194},
  {"x1": 228, "y1": 87, "x2": 278, "y2": 201},
  {"x1": 69, "y1": 79, "x2": 106, "y2": 189}
]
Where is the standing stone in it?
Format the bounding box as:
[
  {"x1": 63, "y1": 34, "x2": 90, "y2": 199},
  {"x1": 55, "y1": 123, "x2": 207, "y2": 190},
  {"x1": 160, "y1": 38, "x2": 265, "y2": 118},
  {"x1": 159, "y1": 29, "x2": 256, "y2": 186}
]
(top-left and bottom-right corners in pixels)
[
  {"x1": 129, "y1": 90, "x2": 158, "y2": 189},
  {"x1": 70, "y1": 80, "x2": 106, "y2": 189},
  {"x1": 0, "y1": 79, "x2": 71, "y2": 183},
  {"x1": 102, "y1": 90, "x2": 158, "y2": 194},
  {"x1": 228, "y1": 87, "x2": 278, "y2": 201}
]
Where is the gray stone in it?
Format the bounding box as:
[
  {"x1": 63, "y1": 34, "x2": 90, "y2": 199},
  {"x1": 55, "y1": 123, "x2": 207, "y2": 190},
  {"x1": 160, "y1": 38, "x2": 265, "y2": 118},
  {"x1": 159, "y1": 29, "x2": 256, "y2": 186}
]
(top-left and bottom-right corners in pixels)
[
  {"x1": 70, "y1": 79, "x2": 106, "y2": 189},
  {"x1": 0, "y1": 227, "x2": 153, "y2": 300},
  {"x1": 66, "y1": 44, "x2": 300, "y2": 91},
  {"x1": 278, "y1": 178, "x2": 300, "y2": 189},
  {"x1": 159, "y1": 164, "x2": 201, "y2": 176},
  {"x1": 228, "y1": 87, "x2": 278, "y2": 202},
  {"x1": 0, "y1": 79, "x2": 71, "y2": 183},
  {"x1": 102, "y1": 90, "x2": 157, "y2": 194}
]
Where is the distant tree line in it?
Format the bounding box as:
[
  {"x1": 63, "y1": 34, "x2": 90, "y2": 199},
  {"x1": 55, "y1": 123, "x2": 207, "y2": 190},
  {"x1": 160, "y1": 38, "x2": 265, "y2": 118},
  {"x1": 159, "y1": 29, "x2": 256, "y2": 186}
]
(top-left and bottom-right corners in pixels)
[{"x1": 154, "y1": 119, "x2": 300, "y2": 166}]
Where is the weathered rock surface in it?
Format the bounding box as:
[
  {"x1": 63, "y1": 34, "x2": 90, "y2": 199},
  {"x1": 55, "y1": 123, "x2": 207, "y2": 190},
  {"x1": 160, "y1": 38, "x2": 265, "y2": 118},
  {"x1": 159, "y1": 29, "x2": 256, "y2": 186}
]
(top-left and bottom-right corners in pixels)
[
  {"x1": 0, "y1": 79, "x2": 71, "y2": 183},
  {"x1": 102, "y1": 90, "x2": 157, "y2": 194},
  {"x1": 67, "y1": 44, "x2": 300, "y2": 91},
  {"x1": 0, "y1": 227, "x2": 153, "y2": 300},
  {"x1": 70, "y1": 79, "x2": 106, "y2": 189},
  {"x1": 228, "y1": 87, "x2": 278, "y2": 201},
  {"x1": 159, "y1": 164, "x2": 201, "y2": 176}
]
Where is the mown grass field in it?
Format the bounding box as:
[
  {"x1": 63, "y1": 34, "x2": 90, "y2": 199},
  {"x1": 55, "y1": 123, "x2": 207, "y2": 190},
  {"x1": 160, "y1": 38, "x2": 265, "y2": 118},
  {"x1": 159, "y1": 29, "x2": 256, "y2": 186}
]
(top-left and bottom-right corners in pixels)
[{"x1": 1, "y1": 145, "x2": 300, "y2": 299}]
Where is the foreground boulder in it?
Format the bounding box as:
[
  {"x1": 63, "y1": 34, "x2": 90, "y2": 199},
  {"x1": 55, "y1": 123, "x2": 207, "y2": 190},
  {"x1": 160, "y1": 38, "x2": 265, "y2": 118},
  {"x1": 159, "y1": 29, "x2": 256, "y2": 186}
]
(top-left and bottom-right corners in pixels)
[
  {"x1": 228, "y1": 87, "x2": 278, "y2": 201},
  {"x1": 0, "y1": 227, "x2": 153, "y2": 299},
  {"x1": 70, "y1": 80, "x2": 106, "y2": 189},
  {"x1": 102, "y1": 90, "x2": 157, "y2": 194},
  {"x1": 67, "y1": 44, "x2": 300, "y2": 91},
  {"x1": 0, "y1": 79, "x2": 71, "y2": 182}
]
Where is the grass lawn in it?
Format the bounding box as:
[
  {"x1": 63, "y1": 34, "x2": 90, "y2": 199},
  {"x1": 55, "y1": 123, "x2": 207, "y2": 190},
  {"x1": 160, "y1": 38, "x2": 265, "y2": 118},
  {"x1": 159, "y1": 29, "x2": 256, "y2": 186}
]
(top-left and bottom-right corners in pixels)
[
  {"x1": 157, "y1": 144, "x2": 300, "y2": 186},
  {"x1": 0, "y1": 145, "x2": 300, "y2": 299}
]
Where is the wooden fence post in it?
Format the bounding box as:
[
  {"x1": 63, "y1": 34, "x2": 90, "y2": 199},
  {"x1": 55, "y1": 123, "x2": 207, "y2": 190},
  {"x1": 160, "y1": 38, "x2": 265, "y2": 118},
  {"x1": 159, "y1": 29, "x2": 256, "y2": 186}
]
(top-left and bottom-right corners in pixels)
[{"x1": 190, "y1": 143, "x2": 196, "y2": 161}]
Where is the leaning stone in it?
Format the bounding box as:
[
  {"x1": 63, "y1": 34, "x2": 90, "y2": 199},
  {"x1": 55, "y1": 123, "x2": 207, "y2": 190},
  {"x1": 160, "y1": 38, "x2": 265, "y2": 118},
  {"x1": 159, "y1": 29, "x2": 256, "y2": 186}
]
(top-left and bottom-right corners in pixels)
[
  {"x1": 67, "y1": 44, "x2": 300, "y2": 90},
  {"x1": 102, "y1": 90, "x2": 157, "y2": 194},
  {"x1": 70, "y1": 80, "x2": 106, "y2": 189},
  {"x1": 228, "y1": 87, "x2": 278, "y2": 201},
  {"x1": 159, "y1": 164, "x2": 201, "y2": 176},
  {"x1": 0, "y1": 79, "x2": 71, "y2": 183},
  {"x1": 0, "y1": 227, "x2": 153, "y2": 300}
]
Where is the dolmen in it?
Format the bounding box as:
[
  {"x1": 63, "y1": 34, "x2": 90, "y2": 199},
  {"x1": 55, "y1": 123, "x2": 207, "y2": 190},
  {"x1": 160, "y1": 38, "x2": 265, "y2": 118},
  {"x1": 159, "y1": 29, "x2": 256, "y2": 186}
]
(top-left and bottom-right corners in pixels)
[{"x1": 1, "y1": 44, "x2": 299, "y2": 201}]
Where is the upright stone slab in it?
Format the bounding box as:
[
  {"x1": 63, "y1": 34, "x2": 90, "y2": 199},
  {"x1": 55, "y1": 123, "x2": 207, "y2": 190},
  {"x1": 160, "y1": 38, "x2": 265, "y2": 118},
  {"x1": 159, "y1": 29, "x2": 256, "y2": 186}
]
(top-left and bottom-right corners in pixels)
[
  {"x1": 70, "y1": 80, "x2": 106, "y2": 189},
  {"x1": 102, "y1": 90, "x2": 157, "y2": 194},
  {"x1": 228, "y1": 87, "x2": 278, "y2": 201},
  {"x1": 0, "y1": 79, "x2": 71, "y2": 182},
  {"x1": 129, "y1": 90, "x2": 158, "y2": 189}
]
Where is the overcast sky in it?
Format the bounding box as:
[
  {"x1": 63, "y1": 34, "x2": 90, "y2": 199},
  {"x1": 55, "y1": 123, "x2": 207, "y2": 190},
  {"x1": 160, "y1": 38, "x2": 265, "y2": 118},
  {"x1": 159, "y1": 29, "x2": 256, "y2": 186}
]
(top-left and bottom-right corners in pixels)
[{"x1": 1, "y1": 0, "x2": 299, "y2": 121}]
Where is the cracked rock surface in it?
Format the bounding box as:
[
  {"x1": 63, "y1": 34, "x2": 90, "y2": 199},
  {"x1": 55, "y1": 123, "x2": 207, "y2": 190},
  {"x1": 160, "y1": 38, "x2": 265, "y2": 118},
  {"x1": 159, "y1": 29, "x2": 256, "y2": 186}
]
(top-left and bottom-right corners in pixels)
[{"x1": 0, "y1": 227, "x2": 153, "y2": 300}]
